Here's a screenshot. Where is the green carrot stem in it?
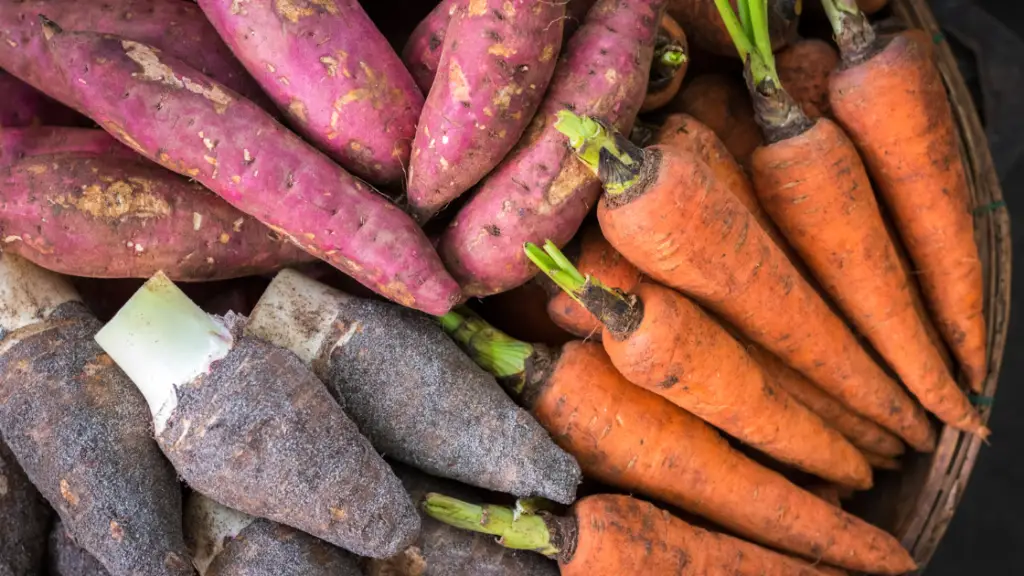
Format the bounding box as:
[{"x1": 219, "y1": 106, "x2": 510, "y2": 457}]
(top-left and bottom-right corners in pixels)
[
  {"x1": 552, "y1": 110, "x2": 645, "y2": 196},
  {"x1": 658, "y1": 46, "x2": 688, "y2": 67},
  {"x1": 737, "y1": 0, "x2": 753, "y2": 39},
  {"x1": 713, "y1": 0, "x2": 778, "y2": 87},
  {"x1": 422, "y1": 493, "x2": 559, "y2": 557},
  {"x1": 437, "y1": 309, "x2": 535, "y2": 392}
]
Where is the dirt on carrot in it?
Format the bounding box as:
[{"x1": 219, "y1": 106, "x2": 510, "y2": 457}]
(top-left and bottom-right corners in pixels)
[{"x1": 665, "y1": 73, "x2": 764, "y2": 167}]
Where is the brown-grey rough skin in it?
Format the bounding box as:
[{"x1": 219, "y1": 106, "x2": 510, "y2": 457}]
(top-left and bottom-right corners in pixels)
[
  {"x1": 401, "y1": 0, "x2": 461, "y2": 94},
  {"x1": 205, "y1": 519, "x2": 361, "y2": 576},
  {"x1": 366, "y1": 463, "x2": 560, "y2": 576},
  {"x1": 0, "y1": 128, "x2": 139, "y2": 170},
  {"x1": 407, "y1": 0, "x2": 565, "y2": 222},
  {"x1": 44, "y1": 27, "x2": 461, "y2": 316},
  {"x1": 0, "y1": 0, "x2": 272, "y2": 114},
  {"x1": 0, "y1": 302, "x2": 192, "y2": 576},
  {"x1": 279, "y1": 292, "x2": 581, "y2": 504},
  {"x1": 197, "y1": 0, "x2": 424, "y2": 187},
  {"x1": 0, "y1": 153, "x2": 315, "y2": 280},
  {"x1": 0, "y1": 435, "x2": 51, "y2": 576},
  {"x1": 438, "y1": 0, "x2": 666, "y2": 297},
  {"x1": 156, "y1": 320, "x2": 419, "y2": 559},
  {"x1": 48, "y1": 521, "x2": 111, "y2": 576}
]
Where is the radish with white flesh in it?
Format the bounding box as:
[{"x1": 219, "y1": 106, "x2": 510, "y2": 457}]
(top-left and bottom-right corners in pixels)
[
  {"x1": 42, "y1": 22, "x2": 461, "y2": 315},
  {"x1": 94, "y1": 273, "x2": 420, "y2": 558},
  {"x1": 1, "y1": 435, "x2": 51, "y2": 576},
  {"x1": 184, "y1": 492, "x2": 362, "y2": 576},
  {"x1": 244, "y1": 268, "x2": 581, "y2": 504},
  {"x1": 0, "y1": 253, "x2": 191, "y2": 576}
]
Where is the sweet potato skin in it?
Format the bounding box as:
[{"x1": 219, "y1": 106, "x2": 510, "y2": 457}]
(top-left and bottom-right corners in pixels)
[
  {"x1": 156, "y1": 333, "x2": 420, "y2": 559},
  {"x1": 47, "y1": 30, "x2": 460, "y2": 315},
  {"x1": 0, "y1": 70, "x2": 83, "y2": 128},
  {"x1": 0, "y1": 436, "x2": 51, "y2": 576},
  {"x1": 402, "y1": 0, "x2": 461, "y2": 93},
  {"x1": 438, "y1": 0, "x2": 665, "y2": 297},
  {"x1": 0, "y1": 303, "x2": 191, "y2": 576},
  {"x1": 0, "y1": 128, "x2": 138, "y2": 168},
  {"x1": 206, "y1": 519, "x2": 362, "y2": 576},
  {"x1": 48, "y1": 521, "x2": 111, "y2": 576},
  {"x1": 197, "y1": 0, "x2": 423, "y2": 187},
  {"x1": 0, "y1": 0, "x2": 269, "y2": 112},
  {"x1": 0, "y1": 154, "x2": 314, "y2": 280}
]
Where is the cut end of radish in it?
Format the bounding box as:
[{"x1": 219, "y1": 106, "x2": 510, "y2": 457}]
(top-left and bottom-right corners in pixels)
[
  {"x1": 245, "y1": 268, "x2": 351, "y2": 366},
  {"x1": 0, "y1": 253, "x2": 80, "y2": 336},
  {"x1": 94, "y1": 271, "x2": 233, "y2": 434},
  {"x1": 184, "y1": 492, "x2": 255, "y2": 575}
]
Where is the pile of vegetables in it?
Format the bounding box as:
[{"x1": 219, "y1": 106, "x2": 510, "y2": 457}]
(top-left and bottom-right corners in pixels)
[{"x1": 0, "y1": 0, "x2": 989, "y2": 574}]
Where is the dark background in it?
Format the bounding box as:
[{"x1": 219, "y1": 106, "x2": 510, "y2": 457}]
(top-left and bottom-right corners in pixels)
[{"x1": 928, "y1": 0, "x2": 1024, "y2": 573}]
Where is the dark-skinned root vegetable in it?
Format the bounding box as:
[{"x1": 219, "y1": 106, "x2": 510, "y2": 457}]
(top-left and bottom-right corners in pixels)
[
  {"x1": 0, "y1": 70, "x2": 85, "y2": 128},
  {"x1": 436, "y1": 0, "x2": 666, "y2": 298},
  {"x1": 666, "y1": 0, "x2": 798, "y2": 57},
  {"x1": 406, "y1": 0, "x2": 566, "y2": 223},
  {"x1": 422, "y1": 493, "x2": 883, "y2": 575},
  {"x1": 640, "y1": 14, "x2": 689, "y2": 113},
  {"x1": 0, "y1": 434, "x2": 51, "y2": 576},
  {"x1": 0, "y1": 127, "x2": 140, "y2": 169},
  {"x1": 243, "y1": 268, "x2": 581, "y2": 504},
  {"x1": 196, "y1": 0, "x2": 423, "y2": 187},
  {"x1": 0, "y1": 153, "x2": 315, "y2": 281},
  {"x1": 48, "y1": 521, "x2": 111, "y2": 576},
  {"x1": 441, "y1": 310, "x2": 917, "y2": 573},
  {"x1": 0, "y1": 0, "x2": 273, "y2": 114},
  {"x1": 558, "y1": 111, "x2": 937, "y2": 452},
  {"x1": 0, "y1": 253, "x2": 192, "y2": 576},
  {"x1": 366, "y1": 463, "x2": 560, "y2": 576},
  {"x1": 42, "y1": 22, "x2": 461, "y2": 315},
  {"x1": 94, "y1": 272, "x2": 420, "y2": 558},
  {"x1": 184, "y1": 492, "x2": 362, "y2": 576}
]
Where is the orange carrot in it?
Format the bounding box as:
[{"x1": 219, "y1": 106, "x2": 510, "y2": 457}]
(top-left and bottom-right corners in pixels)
[
  {"x1": 858, "y1": 0, "x2": 889, "y2": 14},
  {"x1": 746, "y1": 343, "x2": 905, "y2": 458},
  {"x1": 552, "y1": 110, "x2": 936, "y2": 452},
  {"x1": 863, "y1": 451, "x2": 902, "y2": 471},
  {"x1": 442, "y1": 313, "x2": 913, "y2": 571},
  {"x1": 471, "y1": 281, "x2": 575, "y2": 347},
  {"x1": 526, "y1": 242, "x2": 873, "y2": 490},
  {"x1": 666, "y1": 0, "x2": 799, "y2": 57},
  {"x1": 776, "y1": 38, "x2": 839, "y2": 119},
  {"x1": 641, "y1": 14, "x2": 689, "y2": 112},
  {"x1": 666, "y1": 73, "x2": 763, "y2": 167},
  {"x1": 825, "y1": 7, "x2": 987, "y2": 392},
  {"x1": 543, "y1": 223, "x2": 643, "y2": 341},
  {"x1": 424, "y1": 492, "x2": 911, "y2": 575}
]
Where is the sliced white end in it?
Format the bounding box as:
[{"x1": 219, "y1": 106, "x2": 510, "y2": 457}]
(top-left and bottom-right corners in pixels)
[
  {"x1": 245, "y1": 268, "x2": 354, "y2": 366},
  {"x1": 0, "y1": 253, "x2": 80, "y2": 335},
  {"x1": 184, "y1": 491, "x2": 255, "y2": 575},
  {"x1": 94, "y1": 272, "x2": 233, "y2": 434}
]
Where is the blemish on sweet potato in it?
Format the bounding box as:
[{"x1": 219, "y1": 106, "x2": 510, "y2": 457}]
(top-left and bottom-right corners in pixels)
[{"x1": 121, "y1": 41, "x2": 233, "y2": 114}]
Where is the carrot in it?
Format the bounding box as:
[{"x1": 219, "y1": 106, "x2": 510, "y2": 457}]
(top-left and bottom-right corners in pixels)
[
  {"x1": 526, "y1": 241, "x2": 873, "y2": 489},
  {"x1": 864, "y1": 451, "x2": 901, "y2": 471},
  {"x1": 716, "y1": 1, "x2": 985, "y2": 436},
  {"x1": 666, "y1": 0, "x2": 798, "y2": 57},
  {"x1": 825, "y1": 5, "x2": 987, "y2": 392},
  {"x1": 775, "y1": 38, "x2": 839, "y2": 119},
  {"x1": 858, "y1": 0, "x2": 889, "y2": 14},
  {"x1": 641, "y1": 14, "x2": 689, "y2": 113},
  {"x1": 666, "y1": 73, "x2": 763, "y2": 167},
  {"x1": 424, "y1": 493, "x2": 908, "y2": 575},
  {"x1": 543, "y1": 222, "x2": 642, "y2": 341},
  {"x1": 441, "y1": 311, "x2": 916, "y2": 572},
  {"x1": 553, "y1": 110, "x2": 937, "y2": 452},
  {"x1": 474, "y1": 280, "x2": 577, "y2": 346},
  {"x1": 745, "y1": 343, "x2": 905, "y2": 457}
]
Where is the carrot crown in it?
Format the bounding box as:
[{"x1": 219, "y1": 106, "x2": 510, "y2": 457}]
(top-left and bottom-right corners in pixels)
[
  {"x1": 819, "y1": 0, "x2": 876, "y2": 62},
  {"x1": 422, "y1": 493, "x2": 560, "y2": 557},
  {"x1": 553, "y1": 110, "x2": 645, "y2": 196},
  {"x1": 713, "y1": 0, "x2": 779, "y2": 88},
  {"x1": 438, "y1": 308, "x2": 535, "y2": 396},
  {"x1": 524, "y1": 240, "x2": 641, "y2": 337}
]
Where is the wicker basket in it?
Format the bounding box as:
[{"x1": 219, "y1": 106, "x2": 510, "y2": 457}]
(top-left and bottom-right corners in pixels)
[{"x1": 844, "y1": 1, "x2": 1012, "y2": 573}]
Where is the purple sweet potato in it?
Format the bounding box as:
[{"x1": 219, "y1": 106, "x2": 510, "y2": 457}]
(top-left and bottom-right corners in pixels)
[
  {"x1": 48, "y1": 521, "x2": 111, "y2": 576},
  {"x1": 197, "y1": 0, "x2": 424, "y2": 187},
  {"x1": 44, "y1": 26, "x2": 461, "y2": 315},
  {"x1": 0, "y1": 69, "x2": 84, "y2": 127},
  {"x1": 565, "y1": 0, "x2": 598, "y2": 38},
  {"x1": 0, "y1": 153, "x2": 314, "y2": 280},
  {"x1": 407, "y1": 0, "x2": 565, "y2": 222},
  {"x1": 0, "y1": 434, "x2": 51, "y2": 576},
  {"x1": 0, "y1": 127, "x2": 141, "y2": 170},
  {"x1": 401, "y1": 0, "x2": 462, "y2": 94},
  {"x1": 0, "y1": 0, "x2": 270, "y2": 113},
  {"x1": 437, "y1": 0, "x2": 665, "y2": 297}
]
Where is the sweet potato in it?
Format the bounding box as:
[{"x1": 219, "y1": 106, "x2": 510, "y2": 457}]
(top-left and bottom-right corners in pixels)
[
  {"x1": 667, "y1": 0, "x2": 798, "y2": 56},
  {"x1": 367, "y1": 463, "x2": 560, "y2": 576},
  {"x1": 0, "y1": 69, "x2": 84, "y2": 127},
  {"x1": 0, "y1": 0, "x2": 270, "y2": 113},
  {"x1": 437, "y1": 0, "x2": 665, "y2": 297},
  {"x1": 407, "y1": 0, "x2": 565, "y2": 222},
  {"x1": 48, "y1": 521, "x2": 111, "y2": 576},
  {"x1": 0, "y1": 127, "x2": 138, "y2": 168},
  {"x1": 197, "y1": 0, "x2": 423, "y2": 187},
  {"x1": 402, "y1": 0, "x2": 461, "y2": 93},
  {"x1": 1, "y1": 153, "x2": 314, "y2": 280},
  {"x1": 0, "y1": 435, "x2": 51, "y2": 576},
  {"x1": 45, "y1": 25, "x2": 461, "y2": 315},
  {"x1": 0, "y1": 254, "x2": 192, "y2": 576},
  {"x1": 95, "y1": 275, "x2": 421, "y2": 558},
  {"x1": 244, "y1": 269, "x2": 582, "y2": 504}
]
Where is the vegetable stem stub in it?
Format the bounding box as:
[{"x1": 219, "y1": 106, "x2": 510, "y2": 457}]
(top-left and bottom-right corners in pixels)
[
  {"x1": 553, "y1": 110, "x2": 645, "y2": 195},
  {"x1": 421, "y1": 493, "x2": 559, "y2": 557}
]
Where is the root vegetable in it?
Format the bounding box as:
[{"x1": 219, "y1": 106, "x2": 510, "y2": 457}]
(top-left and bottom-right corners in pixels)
[
  {"x1": 0, "y1": 435, "x2": 51, "y2": 576},
  {"x1": 94, "y1": 273, "x2": 420, "y2": 558},
  {"x1": 666, "y1": 0, "x2": 798, "y2": 57},
  {"x1": 401, "y1": 0, "x2": 461, "y2": 93},
  {"x1": 666, "y1": 74, "x2": 763, "y2": 167},
  {"x1": 0, "y1": 69, "x2": 84, "y2": 127},
  {"x1": 48, "y1": 521, "x2": 110, "y2": 576},
  {"x1": 0, "y1": 127, "x2": 138, "y2": 168},
  {"x1": 244, "y1": 268, "x2": 581, "y2": 504},
  {"x1": 775, "y1": 39, "x2": 839, "y2": 119},
  {"x1": 641, "y1": 14, "x2": 689, "y2": 113}
]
